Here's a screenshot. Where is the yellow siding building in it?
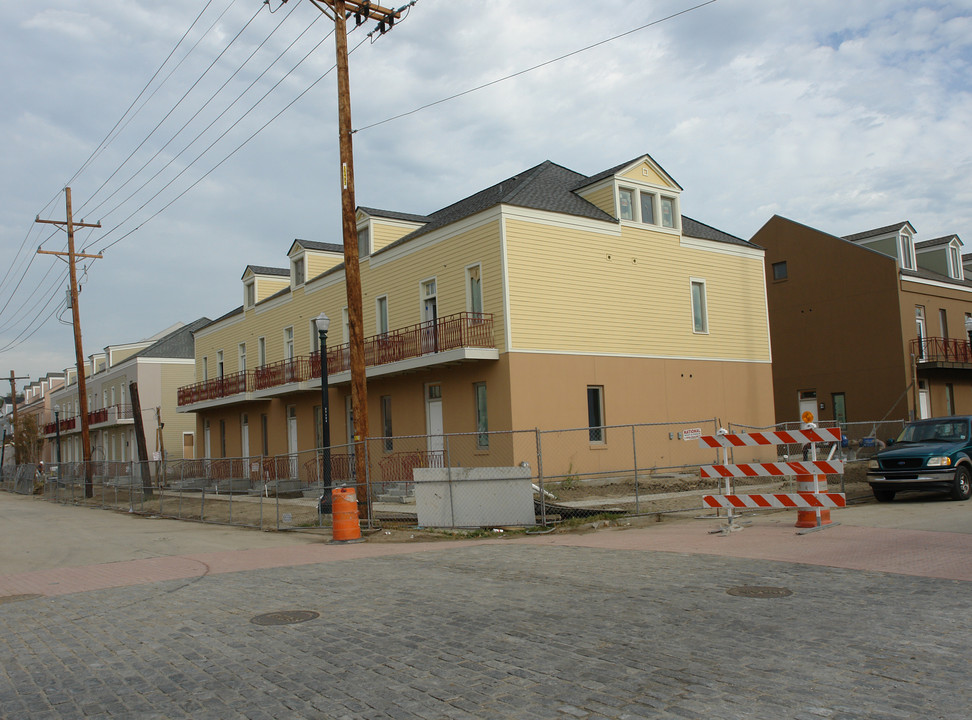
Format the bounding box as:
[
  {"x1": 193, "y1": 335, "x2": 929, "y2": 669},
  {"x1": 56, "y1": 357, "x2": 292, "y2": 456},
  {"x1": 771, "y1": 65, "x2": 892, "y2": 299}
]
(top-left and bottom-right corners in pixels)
[{"x1": 179, "y1": 154, "x2": 775, "y2": 476}]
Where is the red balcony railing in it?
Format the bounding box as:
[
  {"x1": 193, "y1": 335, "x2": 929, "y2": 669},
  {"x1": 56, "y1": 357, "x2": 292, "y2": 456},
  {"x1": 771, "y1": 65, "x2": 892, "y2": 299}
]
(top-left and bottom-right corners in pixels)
[
  {"x1": 912, "y1": 336, "x2": 972, "y2": 364},
  {"x1": 43, "y1": 416, "x2": 77, "y2": 436},
  {"x1": 253, "y1": 357, "x2": 311, "y2": 391},
  {"x1": 178, "y1": 370, "x2": 253, "y2": 406},
  {"x1": 315, "y1": 312, "x2": 495, "y2": 374},
  {"x1": 177, "y1": 312, "x2": 495, "y2": 406}
]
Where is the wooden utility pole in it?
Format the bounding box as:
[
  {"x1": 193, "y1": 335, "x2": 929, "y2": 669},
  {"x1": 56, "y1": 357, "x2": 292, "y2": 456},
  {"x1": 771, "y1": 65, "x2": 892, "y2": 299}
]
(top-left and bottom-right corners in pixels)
[
  {"x1": 36, "y1": 187, "x2": 102, "y2": 497},
  {"x1": 308, "y1": 0, "x2": 403, "y2": 517},
  {"x1": 128, "y1": 382, "x2": 153, "y2": 496},
  {"x1": 7, "y1": 371, "x2": 30, "y2": 465}
]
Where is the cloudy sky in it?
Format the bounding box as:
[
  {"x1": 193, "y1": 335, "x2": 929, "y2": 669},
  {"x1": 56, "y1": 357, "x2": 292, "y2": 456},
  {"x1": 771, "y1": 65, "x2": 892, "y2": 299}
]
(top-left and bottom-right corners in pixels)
[{"x1": 2, "y1": 0, "x2": 970, "y2": 384}]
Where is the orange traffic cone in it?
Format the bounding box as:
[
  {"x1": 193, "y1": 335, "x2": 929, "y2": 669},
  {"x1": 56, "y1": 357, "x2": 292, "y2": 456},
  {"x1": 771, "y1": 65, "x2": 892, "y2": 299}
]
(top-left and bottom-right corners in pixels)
[{"x1": 795, "y1": 474, "x2": 831, "y2": 528}]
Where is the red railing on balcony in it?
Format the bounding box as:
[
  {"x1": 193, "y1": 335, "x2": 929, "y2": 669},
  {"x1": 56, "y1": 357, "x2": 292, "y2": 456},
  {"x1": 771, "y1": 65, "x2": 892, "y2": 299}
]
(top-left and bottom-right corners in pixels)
[
  {"x1": 178, "y1": 370, "x2": 253, "y2": 406},
  {"x1": 253, "y1": 357, "x2": 311, "y2": 391},
  {"x1": 43, "y1": 416, "x2": 77, "y2": 436},
  {"x1": 89, "y1": 408, "x2": 109, "y2": 425},
  {"x1": 177, "y1": 312, "x2": 495, "y2": 406},
  {"x1": 314, "y1": 312, "x2": 495, "y2": 374},
  {"x1": 912, "y1": 337, "x2": 972, "y2": 364}
]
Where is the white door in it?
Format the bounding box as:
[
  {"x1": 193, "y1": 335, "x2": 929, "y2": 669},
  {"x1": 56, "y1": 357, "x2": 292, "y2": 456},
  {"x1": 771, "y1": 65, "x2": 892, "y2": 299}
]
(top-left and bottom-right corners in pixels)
[
  {"x1": 918, "y1": 381, "x2": 931, "y2": 419},
  {"x1": 426, "y1": 384, "x2": 444, "y2": 464},
  {"x1": 287, "y1": 406, "x2": 298, "y2": 478},
  {"x1": 241, "y1": 415, "x2": 249, "y2": 458},
  {"x1": 916, "y1": 306, "x2": 927, "y2": 359}
]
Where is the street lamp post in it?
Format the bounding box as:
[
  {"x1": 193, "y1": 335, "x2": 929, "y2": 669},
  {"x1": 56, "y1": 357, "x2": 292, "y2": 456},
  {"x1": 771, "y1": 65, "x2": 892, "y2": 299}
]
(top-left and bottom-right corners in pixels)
[{"x1": 316, "y1": 313, "x2": 332, "y2": 499}]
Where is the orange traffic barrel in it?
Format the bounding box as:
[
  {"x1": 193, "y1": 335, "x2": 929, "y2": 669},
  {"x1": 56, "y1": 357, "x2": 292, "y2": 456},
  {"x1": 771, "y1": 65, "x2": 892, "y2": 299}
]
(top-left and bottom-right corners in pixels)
[
  {"x1": 795, "y1": 474, "x2": 832, "y2": 528},
  {"x1": 331, "y1": 487, "x2": 362, "y2": 542}
]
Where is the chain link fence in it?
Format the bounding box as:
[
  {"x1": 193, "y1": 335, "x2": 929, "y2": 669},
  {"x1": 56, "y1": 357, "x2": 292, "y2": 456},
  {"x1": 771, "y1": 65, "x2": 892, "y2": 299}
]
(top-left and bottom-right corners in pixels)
[{"x1": 3, "y1": 417, "x2": 899, "y2": 531}]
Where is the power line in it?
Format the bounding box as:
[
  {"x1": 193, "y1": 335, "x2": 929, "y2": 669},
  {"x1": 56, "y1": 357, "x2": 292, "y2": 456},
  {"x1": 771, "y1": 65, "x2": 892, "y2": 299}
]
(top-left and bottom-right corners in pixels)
[
  {"x1": 80, "y1": 1, "x2": 314, "y2": 230},
  {"x1": 76, "y1": 1, "x2": 265, "y2": 219},
  {"x1": 353, "y1": 0, "x2": 718, "y2": 134},
  {"x1": 66, "y1": 0, "x2": 221, "y2": 188},
  {"x1": 98, "y1": 31, "x2": 363, "y2": 256}
]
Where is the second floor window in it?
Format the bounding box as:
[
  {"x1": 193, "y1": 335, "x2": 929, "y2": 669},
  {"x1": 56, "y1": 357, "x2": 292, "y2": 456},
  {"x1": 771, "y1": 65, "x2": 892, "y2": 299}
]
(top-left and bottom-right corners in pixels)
[
  {"x1": 377, "y1": 296, "x2": 389, "y2": 335},
  {"x1": 258, "y1": 337, "x2": 266, "y2": 366},
  {"x1": 284, "y1": 327, "x2": 294, "y2": 360}
]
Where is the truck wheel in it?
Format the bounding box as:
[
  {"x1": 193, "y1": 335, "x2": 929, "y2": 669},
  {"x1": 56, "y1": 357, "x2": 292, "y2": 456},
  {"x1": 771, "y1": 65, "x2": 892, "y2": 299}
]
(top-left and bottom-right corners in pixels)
[
  {"x1": 951, "y1": 466, "x2": 972, "y2": 501},
  {"x1": 872, "y1": 486, "x2": 896, "y2": 503}
]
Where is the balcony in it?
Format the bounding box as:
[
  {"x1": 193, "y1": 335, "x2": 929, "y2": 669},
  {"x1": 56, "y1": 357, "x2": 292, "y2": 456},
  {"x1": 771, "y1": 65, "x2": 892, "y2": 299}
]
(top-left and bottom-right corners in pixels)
[
  {"x1": 42, "y1": 404, "x2": 133, "y2": 437},
  {"x1": 178, "y1": 370, "x2": 252, "y2": 406},
  {"x1": 43, "y1": 416, "x2": 77, "y2": 436},
  {"x1": 912, "y1": 337, "x2": 972, "y2": 369},
  {"x1": 177, "y1": 312, "x2": 497, "y2": 409}
]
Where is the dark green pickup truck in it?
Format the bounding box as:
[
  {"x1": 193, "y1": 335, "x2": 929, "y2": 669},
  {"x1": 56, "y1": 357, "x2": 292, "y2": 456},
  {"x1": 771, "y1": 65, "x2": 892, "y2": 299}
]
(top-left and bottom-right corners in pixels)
[{"x1": 867, "y1": 416, "x2": 972, "y2": 502}]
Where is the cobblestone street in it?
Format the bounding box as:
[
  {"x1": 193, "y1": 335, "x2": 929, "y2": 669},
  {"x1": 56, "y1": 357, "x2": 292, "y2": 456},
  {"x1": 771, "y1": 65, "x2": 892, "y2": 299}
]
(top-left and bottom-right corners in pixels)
[{"x1": 2, "y1": 494, "x2": 971, "y2": 719}]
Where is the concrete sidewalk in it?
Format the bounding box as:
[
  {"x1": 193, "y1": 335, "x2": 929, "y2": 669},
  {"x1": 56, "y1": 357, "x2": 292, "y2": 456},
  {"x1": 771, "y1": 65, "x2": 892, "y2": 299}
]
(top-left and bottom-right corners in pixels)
[{"x1": 2, "y1": 493, "x2": 971, "y2": 601}]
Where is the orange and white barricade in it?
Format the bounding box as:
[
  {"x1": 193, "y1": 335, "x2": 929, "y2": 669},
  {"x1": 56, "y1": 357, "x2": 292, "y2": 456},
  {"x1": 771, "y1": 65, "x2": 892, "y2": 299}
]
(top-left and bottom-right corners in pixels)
[{"x1": 698, "y1": 427, "x2": 844, "y2": 534}]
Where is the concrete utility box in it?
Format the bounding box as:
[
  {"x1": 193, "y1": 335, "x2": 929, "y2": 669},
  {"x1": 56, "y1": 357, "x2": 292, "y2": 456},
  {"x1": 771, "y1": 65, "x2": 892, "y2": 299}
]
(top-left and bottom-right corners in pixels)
[{"x1": 413, "y1": 466, "x2": 535, "y2": 528}]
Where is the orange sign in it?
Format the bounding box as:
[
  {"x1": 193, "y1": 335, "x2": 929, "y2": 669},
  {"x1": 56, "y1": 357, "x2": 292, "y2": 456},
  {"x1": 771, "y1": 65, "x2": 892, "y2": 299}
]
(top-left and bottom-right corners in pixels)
[{"x1": 801, "y1": 411, "x2": 815, "y2": 424}]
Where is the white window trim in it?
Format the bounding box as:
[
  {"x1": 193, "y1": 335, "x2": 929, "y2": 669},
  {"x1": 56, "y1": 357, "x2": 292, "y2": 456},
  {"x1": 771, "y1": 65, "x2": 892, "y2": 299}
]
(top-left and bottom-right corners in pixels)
[
  {"x1": 900, "y1": 232, "x2": 916, "y2": 270},
  {"x1": 376, "y1": 295, "x2": 389, "y2": 335},
  {"x1": 244, "y1": 280, "x2": 256, "y2": 309},
  {"x1": 283, "y1": 326, "x2": 295, "y2": 360},
  {"x1": 292, "y1": 254, "x2": 306, "y2": 288},
  {"x1": 420, "y1": 277, "x2": 438, "y2": 322},
  {"x1": 690, "y1": 278, "x2": 709, "y2": 334},
  {"x1": 948, "y1": 241, "x2": 963, "y2": 280},
  {"x1": 258, "y1": 336, "x2": 266, "y2": 366},
  {"x1": 238, "y1": 342, "x2": 247, "y2": 373},
  {"x1": 465, "y1": 263, "x2": 483, "y2": 315},
  {"x1": 615, "y1": 180, "x2": 679, "y2": 232}
]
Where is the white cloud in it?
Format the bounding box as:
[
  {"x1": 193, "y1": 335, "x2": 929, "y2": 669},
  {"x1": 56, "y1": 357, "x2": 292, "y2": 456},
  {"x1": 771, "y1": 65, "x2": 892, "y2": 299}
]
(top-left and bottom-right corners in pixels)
[{"x1": 1, "y1": 0, "x2": 971, "y2": 381}]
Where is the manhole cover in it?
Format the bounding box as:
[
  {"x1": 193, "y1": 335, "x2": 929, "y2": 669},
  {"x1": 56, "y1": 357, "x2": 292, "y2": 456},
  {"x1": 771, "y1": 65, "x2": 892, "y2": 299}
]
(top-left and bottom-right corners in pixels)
[
  {"x1": 726, "y1": 585, "x2": 793, "y2": 599},
  {"x1": 250, "y1": 610, "x2": 320, "y2": 626},
  {"x1": 0, "y1": 594, "x2": 42, "y2": 606}
]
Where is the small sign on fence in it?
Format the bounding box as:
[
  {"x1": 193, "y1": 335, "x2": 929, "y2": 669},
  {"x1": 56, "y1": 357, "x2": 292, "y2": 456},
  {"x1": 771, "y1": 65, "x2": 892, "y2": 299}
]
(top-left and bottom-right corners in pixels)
[{"x1": 682, "y1": 427, "x2": 703, "y2": 441}]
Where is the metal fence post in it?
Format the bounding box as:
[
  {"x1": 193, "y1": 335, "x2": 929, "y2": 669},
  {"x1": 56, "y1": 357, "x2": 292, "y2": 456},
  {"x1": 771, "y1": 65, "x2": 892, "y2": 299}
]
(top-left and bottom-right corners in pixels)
[
  {"x1": 363, "y1": 440, "x2": 372, "y2": 530},
  {"x1": 535, "y1": 428, "x2": 546, "y2": 527},
  {"x1": 632, "y1": 425, "x2": 640, "y2": 515},
  {"x1": 445, "y1": 436, "x2": 456, "y2": 528}
]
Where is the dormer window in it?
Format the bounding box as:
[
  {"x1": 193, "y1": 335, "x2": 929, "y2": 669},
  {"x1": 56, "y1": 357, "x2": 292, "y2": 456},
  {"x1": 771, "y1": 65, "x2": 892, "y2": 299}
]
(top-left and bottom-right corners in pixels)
[
  {"x1": 900, "y1": 232, "x2": 915, "y2": 270},
  {"x1": 660, "y1": 196, "x2": 676, "y2": 228},
  {"x1": 293, "y1": 257, "x2": 305, "y2": 286},
  {"x1": 618, "y1": 184, "x2": 679, "y2": 230},
  {"x1": 245, "y1": 281, "x2": 255, "y2": 308},
  {"x1": 949, "y1": 243, "x2": 963, "y2": 280},
  {"x1": 358, "y1": 226, "x2": 370, "y2": 258}
]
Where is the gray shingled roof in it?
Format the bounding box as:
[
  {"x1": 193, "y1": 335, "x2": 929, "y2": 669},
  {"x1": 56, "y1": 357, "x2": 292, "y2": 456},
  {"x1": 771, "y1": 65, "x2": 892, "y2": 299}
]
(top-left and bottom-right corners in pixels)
[
  {"x1": 916, "y1": 235, "x2": 959, "y2": 249},
  {"x1": 682, "y1": 216, "x2": 755, "y2": 248},
  {"x1": 574, "y1": 153, "x2": 684, "y2": 192},
  {"x1": 294, "y1": 239, "x2": 343, "y2": 253},
  {"x1": 244, "y1": 265, "x2": 288, "y2": 277},
  {"x1": 359, "y1": 207, "x2": 431, "y2": 224},
  {"x1": 374, "y1": 161, "x2": 619, "y2": 254},
  {"x1": 132, "y1": 317, "x2": 212, "y2": 359},
  {"x1": 842, "y1": 222, "x2": 914, "y2": 242}
]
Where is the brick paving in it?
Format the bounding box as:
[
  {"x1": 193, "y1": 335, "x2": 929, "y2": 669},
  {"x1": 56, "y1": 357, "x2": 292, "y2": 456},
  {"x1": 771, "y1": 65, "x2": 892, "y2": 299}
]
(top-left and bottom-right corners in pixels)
[{"x1": 1, "y1": 505, "x2": 971, "y2": 719}]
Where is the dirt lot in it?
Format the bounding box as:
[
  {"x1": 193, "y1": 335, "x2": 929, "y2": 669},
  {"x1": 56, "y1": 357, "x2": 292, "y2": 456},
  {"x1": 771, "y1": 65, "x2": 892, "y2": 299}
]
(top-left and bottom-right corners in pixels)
[{"x1": 39, "y1": 461, "x2": 875, "y2": 542}]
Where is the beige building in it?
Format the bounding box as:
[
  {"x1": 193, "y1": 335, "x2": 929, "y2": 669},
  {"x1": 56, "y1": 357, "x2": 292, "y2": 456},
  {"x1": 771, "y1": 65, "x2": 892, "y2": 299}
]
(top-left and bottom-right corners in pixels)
[
  {"x1": 14, "y1": 373, "x2": 64, "y2": 464},
  {"x1": 179, "y1": 154, "x2": 775, "y2": 477},
  {"x1": 46, "y1": 321, "x2": 208, "y2": 464},
  {"x1": 753, "y1": 216, "x2": 972, "y2": 425}
]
